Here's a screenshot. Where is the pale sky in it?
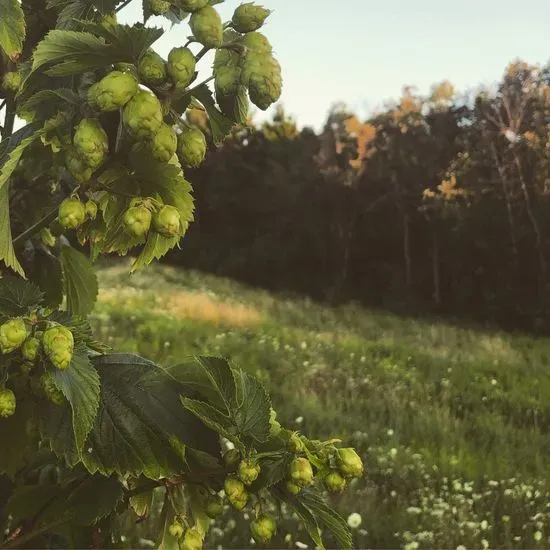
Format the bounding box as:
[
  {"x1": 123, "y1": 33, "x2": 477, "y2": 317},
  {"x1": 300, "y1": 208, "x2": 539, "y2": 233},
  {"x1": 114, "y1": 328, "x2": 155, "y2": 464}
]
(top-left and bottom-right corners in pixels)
[{"x1": 118, "y1": 1, "x2": 550, "y2": 131}]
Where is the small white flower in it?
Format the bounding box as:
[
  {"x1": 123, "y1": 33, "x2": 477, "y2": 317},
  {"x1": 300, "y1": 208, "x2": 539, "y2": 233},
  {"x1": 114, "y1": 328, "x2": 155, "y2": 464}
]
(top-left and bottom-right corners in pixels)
[
  {"x1": 387, "y1": 429, "x2": 394, "y2": 436},
  {"x1": 360, "y1": 356, "x2": 366, "y2": 362},
  {"x1": 404, "y1": 543, "x2": 419, "y2": 550},
  {"x1": 406, "y1": 507, "x2": 421, "y2": 515},
  {"x1": 284, "y1": 534, "x2": 292, "y2": 543},
  {"x1": 534, "y1": 531, "x2": 543, "y2": 542},
  {"x1": 481, "y1": 539, "x2": 489, "y2": 549},
  {"x1": 456, "y1": 546, "x2": 467, "y2": 550},
  {"x1": 295, "y1": 542, "x2": 308, "y2": 549},
  {"x1": 295, "y1": 416, "x2": 304, "y2": 424},
  {"x1": 480, "y1": 520, "x2": 488, "y2": 530},
  {"x1": 390, "y1": 448, "x2": 398, "y2": 457},
  {"x1": 300, "y1": 342, "x2": 307, "y2": 349},
  {"x1": 347, "y1": 513, "x2": 362, "y2": 529},
  {"x1": 491, "y1": 378, "x2": 497, "y2": 386},
  {"x1": 225, "y1": 440, "x2": 235, "y2": 451}
]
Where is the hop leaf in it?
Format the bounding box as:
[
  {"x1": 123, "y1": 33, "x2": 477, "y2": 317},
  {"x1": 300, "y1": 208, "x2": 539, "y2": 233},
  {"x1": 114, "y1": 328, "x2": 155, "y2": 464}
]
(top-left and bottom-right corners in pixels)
[
  {"x1": 74, "y1": 118, "x2": 109, "y2": 170},
  {"x1": 40, "y1": 227, "x2": 57, "y2": 247},
  {"x1": 2, "y1": 71, "x2": 21, "y2": 93},
  {"x1": 148, "y1": 0, "x2": 171, "y2": 15},
  {"x1": 21, "y1": 336, "x2": 40, "y2": 363},
  {"x1": 177, "y1": 126, "x2": 206, "y2": 168},
  {"x1": 41, "y1": 372, "x2": 66, "y2": 405},
  {"x1": 238, "y1": 458, "x2": 261, "y2": 486},
  {"x1": 324, "y1": 470, "x2": 346, "y2": 493},
  {"x1": 250, "y1": 514, "x2": 277, "y2": 544},
  {"x1": 337, "y1": 448, "x2": 363, "y2": 478},
  {"x1": 190, "y1": 6, "x2": 223, "y2": 48},
  {"x1": 123, "y1": 90, "x2": 163, "y2": 140},
  {"x1": 123, "y1": 204, "x2": 153, "y2": 237},
  {"x1": 58, "y1": 197, "x2": 86, "y2": 230},
  {"x1": 65, "y1": 147, "x2": 93, "y2": 184},
  {"x1": 152, "y1": 205, "x2": 181, "y2": 237},
  {"x1": 182, "y1": 527, "x2": 203, "y2": 550},
  {"x1": 232, "y1": 3, "x2": 271, "y2": 33},
  {"x1": 167, "y1": 47, "x2": 196, "y2": 89},
  {"x1": 180, "y1": 0, "x2": 208, "y2": 11},
  {"x1": 147, "y1": 123, "x2": 177, "y2": 162},
  {"x1": 88, "y1": 70, "x2": 139, "y2": 112},
  {"x1": 43, "y1": 325, "x2": 74, "y2": 370},
  {"x1": 0, "y1": 318, "x2": 27, "y2": 354},
  {"x1": 289, "y1": 457, "x2": 314, "y2": 487},
  {"x1": 0, "y1": 389, "x2": 16, "y2": 418},
  {"x1": 138, "y1": 50, "x2": 167, "y2": 87}
]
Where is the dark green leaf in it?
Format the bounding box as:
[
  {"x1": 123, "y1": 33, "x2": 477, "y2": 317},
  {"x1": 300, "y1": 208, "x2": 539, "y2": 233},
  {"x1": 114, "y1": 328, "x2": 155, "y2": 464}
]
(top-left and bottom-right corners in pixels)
[
  {"x1": 0, "y1": 0, "x2": 25, "y2": 57},
  {"x1": 50, "y1": 0, "x2": 96, "y2": 29},
  {"x1": 29, "y1": 248, "x2": 64, "y2": 309},
  {"x1": 18, "y1": 89, "x2": 83, "y2": 123},
  {"x1": 195, "y1": 356, "x2": 238, "y2": 412},
  {"x1": 0, "y1": 274, "x2": 44, "y2": 316},
  {"x1": 59, "y1": 244, "x2": 99, "y2": 316},
  {"x1": 130, "y1": 231, "x2": 179, "y2": 273},
  {"x1": 251, "y1": 454, "x2": 291, "y2": 490},
  {"x1": 234, "y1": 371, "x2": 271, "y2": 442},
  {"x1": 192, "y1": 84, "x2": 235, "y2": 145}
]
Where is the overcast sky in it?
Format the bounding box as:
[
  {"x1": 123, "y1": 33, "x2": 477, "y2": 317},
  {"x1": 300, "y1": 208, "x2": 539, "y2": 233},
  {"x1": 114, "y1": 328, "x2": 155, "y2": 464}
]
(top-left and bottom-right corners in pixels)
[{"x1": 119, "y1": 0, "x2": 550, "y2": 131}]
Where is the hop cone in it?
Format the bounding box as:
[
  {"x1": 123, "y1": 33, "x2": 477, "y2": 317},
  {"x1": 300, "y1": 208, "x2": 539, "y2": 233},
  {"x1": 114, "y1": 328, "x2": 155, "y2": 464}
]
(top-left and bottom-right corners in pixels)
[
  {"x1": 123, "y1": 204, "x2": 152, "y2": 237},
  {"x1": 43, "y1": 326, "x2": 74, "y2": 370},
  {"x1": 180, "y1": 0, "x2": 208, "y2": 11},
  {"x1": 88, "y1": 70, "x2": 138, "y2": 112},
  {"x1": 232, "y1": 3, "x2": 271, "y2": 33},
  {"x1": 168, "y1": 523, "x2": 184, "y2": 538},
  {"x1": 153, "y1": 205, "x2": 181, "y2": 237},
  {"x1": 148, "y1": 0, "x2": 171, "y2": 14},
  {"x1": 0, "y1": 389, "x2": 16, "y2": 418},
  {"x1": 324, "y1": 470, "x2": 346, "y2": 492},
  {"x1": 240, "y1": 31, "x2": 272, "y2": 54},
  {"x1": 40, "y1": 227, "x2": 56, "y2": 247},
  {"x1": 177, "y1": 127, "x2": 206, "y2": 168},
  {"x1": 0, "y1": 318, "x2": 27, "y2": 354},
  {"x1": 74, "y1": 118, "x2": 109, "y2": 170},
  {"x1": 190, "y1": 6, "x2": 223, "y2": 48},
  {"x1": 58, "y1": 197, "x2": 86, "y2": 230},
  {"x1": 123, "y1": 90, "x2": 163, "y2": 140},
  {"x1": 148, "y1": 123, "x2": 177, "y2": 162},
  {"x1": 250, "y1": 515, "x2": 277, "y2": 544},
  {"x1": 337, "y1": 447, "x2": 363, "y2": 478},
  {"x1": 41, "y1": 373, "x2": 65, "y2": 405},
  {"x1": 2, "y1": 71, "x2": 21, "y2": 93},
  {"x1": 167, "y1": 47, "x2": 196, "y2": 88},
  {"x1": 65, "y1": 147, "x2": 93, "y2": 183},
  {"x1": 21, "y1": 336, "x2": 40, "y2": 363},
  {"x1": 138, "y1": 50, "x2": 167, "y2": 86},
  {"x1": 215, "y1": 66, "x2": 242, "y2": 96},
  {"x1": 247, "y1": 55, "x2": 282, "y2": 111},
  {"x1": 238, "y1": 459, "x2": 261, "y2": 485},
  {"x1": 85, "y1": 200, "x2": 98, "y2": 220},
  {"x1": 224, "y1": 476, "x2": 248, "y2": 510},
  {"x1": 204, "y1": 494, "x2": 223, "y2": 519},
  {"x1": 182, "y1": 528, "x2": 203, "y2": 550},
  {"x1": 101, "y1": 12, "x2": 117, "y2": 27},
  {"x1": 289, "y1": 457, "x2": 314, "y2": 487}
]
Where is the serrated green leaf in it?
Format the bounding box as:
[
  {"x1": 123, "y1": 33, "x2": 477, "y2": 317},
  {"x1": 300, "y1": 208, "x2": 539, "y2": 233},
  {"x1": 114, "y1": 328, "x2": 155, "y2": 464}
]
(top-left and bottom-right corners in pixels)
[
  {"x1": 251, "y1": 454, "x2": 291, "y2": 490},
  {"x1": 129, "y1": 476, "x2": 155, "y2": 518},
  {"x1": 0, "y1": 186, "x2": 24, "y2": 277},
  {"x1": 0, "y1": 129, "x2": 42, "y2": 191},
  {"x1": 196, "y1": 356, "x2": 238, "y2": 412},
  {"x1": 217, "y1": 85, "x2": 249, "y2": 125},
  {"x1": 51, "y1": 351, "x2": 100, "y2": 454},
  {"x1": 192, "y1": 84, "x2": 235, "y2": 144},
  {"x1": 18, "y1": 89, "x2": 83, "y2": 123},
  {"x1": 6, "y1": 484, "x2": 64, "y2": 526},
  {"x1": 0, "y1": 274, "x2": 44, "y2": 316},
  {"x1": 234, "y1": 371, "x2": 271, "y2": 442},
  {"x1": 0, "y1": 0, "x2": 26, "y2": 57},
  {"x1": 130, "y1": 231, "x2": 179, "y2": 273},
  {"x1": 50, "y1": 0, "x2": 96, "y2": 29},
  {"x1": 59, "y1": 244, "x2": 99, "y2": 316}
]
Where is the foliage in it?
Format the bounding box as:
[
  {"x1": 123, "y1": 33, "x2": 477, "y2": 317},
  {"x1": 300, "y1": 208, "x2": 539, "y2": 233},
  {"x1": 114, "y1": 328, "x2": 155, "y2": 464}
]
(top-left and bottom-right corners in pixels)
[{"x1": 0, "y1": 2, "x2": 360, "y2": 549}]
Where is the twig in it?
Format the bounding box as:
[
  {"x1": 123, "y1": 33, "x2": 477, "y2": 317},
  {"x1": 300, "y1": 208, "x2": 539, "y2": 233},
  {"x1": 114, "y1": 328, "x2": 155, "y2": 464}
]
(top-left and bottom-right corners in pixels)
[
  {"x1": 195, "y1": 46, "x2": 209, "y2": 62},
  {"x1": 115, "y1": 0, "x2": 133, "y2": 13},
  {"x1": 13, "y1": 207, "x2": 59, "y2": 246},
  {"x1": 3, "y1": 518, "x2": 70, "y2": 549}
]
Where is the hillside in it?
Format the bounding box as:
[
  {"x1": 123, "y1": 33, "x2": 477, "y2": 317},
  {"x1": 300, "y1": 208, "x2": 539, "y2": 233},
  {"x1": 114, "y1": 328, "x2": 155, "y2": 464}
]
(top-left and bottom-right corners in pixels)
[{"x1": 92, "y1": 260, "x2": 550, "y2": 549}]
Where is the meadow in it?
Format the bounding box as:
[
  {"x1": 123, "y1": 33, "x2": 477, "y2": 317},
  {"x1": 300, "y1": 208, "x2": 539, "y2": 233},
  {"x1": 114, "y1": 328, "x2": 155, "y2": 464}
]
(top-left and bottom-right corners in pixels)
[{"x1": 91, "y1": 260, "x2": 550, "y2": 549}]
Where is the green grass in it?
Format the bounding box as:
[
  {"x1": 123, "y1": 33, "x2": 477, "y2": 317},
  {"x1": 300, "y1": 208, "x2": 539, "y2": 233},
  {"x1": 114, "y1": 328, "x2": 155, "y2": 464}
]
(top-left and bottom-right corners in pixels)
[{"x1": 92, "y1": 260, "x2": 550, "y2": 549}]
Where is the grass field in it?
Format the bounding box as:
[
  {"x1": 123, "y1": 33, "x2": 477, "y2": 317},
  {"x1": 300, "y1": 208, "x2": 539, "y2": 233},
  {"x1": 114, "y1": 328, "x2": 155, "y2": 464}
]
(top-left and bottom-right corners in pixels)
[{"x1": 92, "y1": 260, "x2": 550, "y2": 549}]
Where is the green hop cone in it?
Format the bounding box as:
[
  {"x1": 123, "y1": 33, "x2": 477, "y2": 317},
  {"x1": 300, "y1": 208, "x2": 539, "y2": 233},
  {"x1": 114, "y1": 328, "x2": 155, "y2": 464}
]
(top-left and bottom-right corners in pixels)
[
  {"x1": 204, "y1": 494, "x2": 224, "y2": 519},
  {"x1": 138, "y1": 50, "x2": 167, "y2": 87},
  {"x1": 240, "y1": 31, "x2": 272, "y2": 54},
  {"x1": 21, "y1": 336, "x2": 40, "y2": 363},
  {"x1": 287, "y1": 432, "x2": 304, "y2": 453},
  {"x1": 215, "y1": 66, "x2": 242, "y2": 96},
  {"x1": 40, "y1": 227, "x2": 56, "y2": 247},
  {"x1": 167, "y1": 47, "x2": 196, "y2": 88},
  {"x1": 88, "y1": 70, "x2": 138, "y2": 112},
  {"x1": 148, "y1": 0, "x2": 171, "y2": 15},
  {"x1": 190, "y1": 6, "x2": 223, "y2": 48},
  {"x1": 250, "y1": 515, "x2": 277, "y2": 544},
  {"x1": 147, "y1": 123, "x2": 177, "y2": 162},
  {"x1": 286, "y1": 481, "x2": 301, "y2": 495},
  {"x1": 65, "y1": 147, "x2": 93, "y2": 183},
  {"x1": 224, "y1": 476, "x2": 248, "y2": 510},
  {"x1": 85, "y1": 200, "x2": 98, "y2": 220},
  {"x1": 177, "y1": 127, "x2": 206, "y2": 168},
  {"x1": 324, "y1": 470, "x2": 346, "y2": 493},
  {"x1": 123, "y1": 90, "x2": 163, "y2": 140},
  {"x1": 0, "y1": 389, "x2": 16, "y2": 418},
  {"x1": 238, "y1": 459, "x2": 261, "y2": 486},
  {"x1": 153, "y1": 205, "x2": 181, "y2": 237},
  {"x1": 74, "y1": 118, "x2": 109, "y2": 170},
  {"x1": 180, "y1": 0, "x2": 208, "y2": 11},
  {"x1": 101, "y1": 12, "x2": 117, "y2": 27},
  {"x1": 41, "y1": 373, "x2": 65, "y2": 405},
  {"x1": 223, "y1": 448, "x2": 240, "y2": 468},
  {"x1": 58, "y1": 197, "x2": 86, "y2": 230},
  {"x1": 269, "y1": 407, "x2": 282, "y2": 437},
  {"x1": 168, "y1": 522, "x2": 184, "y2": 538},
  {"x1": 289, "y1": 457, "x2": 314, "y2": 487},
  {"x1": 123, "y1": 204, "x2": 152, "y2": 237},
  {"x1": 337, "y1": 447, "x2": 363, "y2": 478},
  {"x1": 2, "y1": 71, "x2": 21, "y2": 93},
  {"x1": 0, "y1": 318, "x2": 27, "y2": 354},
  {"x1": 232, "y1": 3, "x2": 271, "y2": 33},
  {"x1": 43, "y1": 326, "x2": 74, "y2": 370},
  {"x1": 247, "y1": 56, "x2": 282, "y2": 111},
  {"x1": 182, "y1": 527, "x2": 203, "y2": 550}
]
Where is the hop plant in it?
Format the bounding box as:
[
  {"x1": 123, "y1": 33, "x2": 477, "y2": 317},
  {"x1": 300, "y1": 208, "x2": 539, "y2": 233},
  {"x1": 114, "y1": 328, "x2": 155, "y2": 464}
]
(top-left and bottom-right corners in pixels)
[
  {"x1": 324, "y1": 470, "x2": 346, "y2": 493},
  {"x1": 43, "y1": 325, "x2": 74, "y2": 370},
  {"x1": 85, "y1": 200, "x2": 98, "y2": 220},
  {"x1": 2, "y1": 71, "x2": 21, "y2": 93},
  {"x1": 123, "y1": 90, "x2": 163, "y2": 139},
  {"x1": 148, "y1": 0, "x2": 171, "y2": 15},
  {"x1": 0, "y1": 389, "x2": 16, "y2": 418},
  {"x1": 182, "y1": 527, "x2": 203, "y2": 550},
  {"x1": 204, "y1": 494, "x2": 224, "y2": 519},
  {"x1": 289, "y1": 457, "x2": 314, "y2": 487},
  {"x1": 123, "y1": 203, "x2": 153, "y2": 237},
  {"x1": 232, "y1": 2, "x2": 271, "y2": 33},
  {"x1": 189, "y1": 6, "x2": 223, "y2": 48},
  {"x1": 0, "y1": 318, "x2": 27, "y2": 354},
  {"x1": 58, "y1": 197, "x2": 86, "y2": 230},
  {"x1": 88, "y1": 70, "x2": 139, "y2": 112},
  {"x1": 21, "y1": 336, "x2": 40, "y2": 363},
  {"x1": 73, "y1": 118, "x2": 109, "y2": 170},
  {"x1": 224, "y1": 476, "x2": 248, "y2": 510},
  {"x1": 167, "y1": 47, "x2": 196, "y2": 88},
  {"x1": 41, "y1": 373, "x2": 66, "y2": 405},
  {"x1": 40, "y1": 227, "x2": 56, "y2": 247},
  {"x1": 250, "y1": 514, "x2": 277, "y2": 544},
  {"x1": 337, "y1": 448, "x2": 363, "y2": 478},
  {"x1": 177, "y1": 127, "x2": 206, "y2": 168},
  {"x1": 153, "y1": 205, "x2": 181, "y2": 237},
  {"x1": 180, "y1": 0, "x2": 208, "y2": 11},
  {"x1": 168, "y1": 522, "x2": 184, "y2": 538},
  {"x1": 240, "y1": 31, "x2": 272, "y2": 54},
  {"x1": 65, "y1": 147, "x2": 93, "y2": 183},
  {"x1": 238, "y1": 458, "x2": 261, "y2": 485},
  {"x1": 138, "y1": 50, "x2": 167, "y2": 86}
]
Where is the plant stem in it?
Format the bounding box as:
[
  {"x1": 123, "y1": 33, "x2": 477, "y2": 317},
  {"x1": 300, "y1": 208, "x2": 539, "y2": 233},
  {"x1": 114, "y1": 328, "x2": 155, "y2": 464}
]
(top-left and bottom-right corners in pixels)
[
  {"x1": 126, "y1": 479, "x2": 163, "y2": 499},
  {"x1": 13, "y1": 207, "x2": 58, "y2": 246},
  {"x1": 3, "y1": 518, "x2": 71, "y2": 549},
  {"x1": 195, "y1": 46, "x2": 209, "y2": 62},
  {"x1": 115, "y1": 0, "x2": 133, "y2": 13},
  {"x1": 184, "y1": 75, "x2": 214, "y2": 98}
]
